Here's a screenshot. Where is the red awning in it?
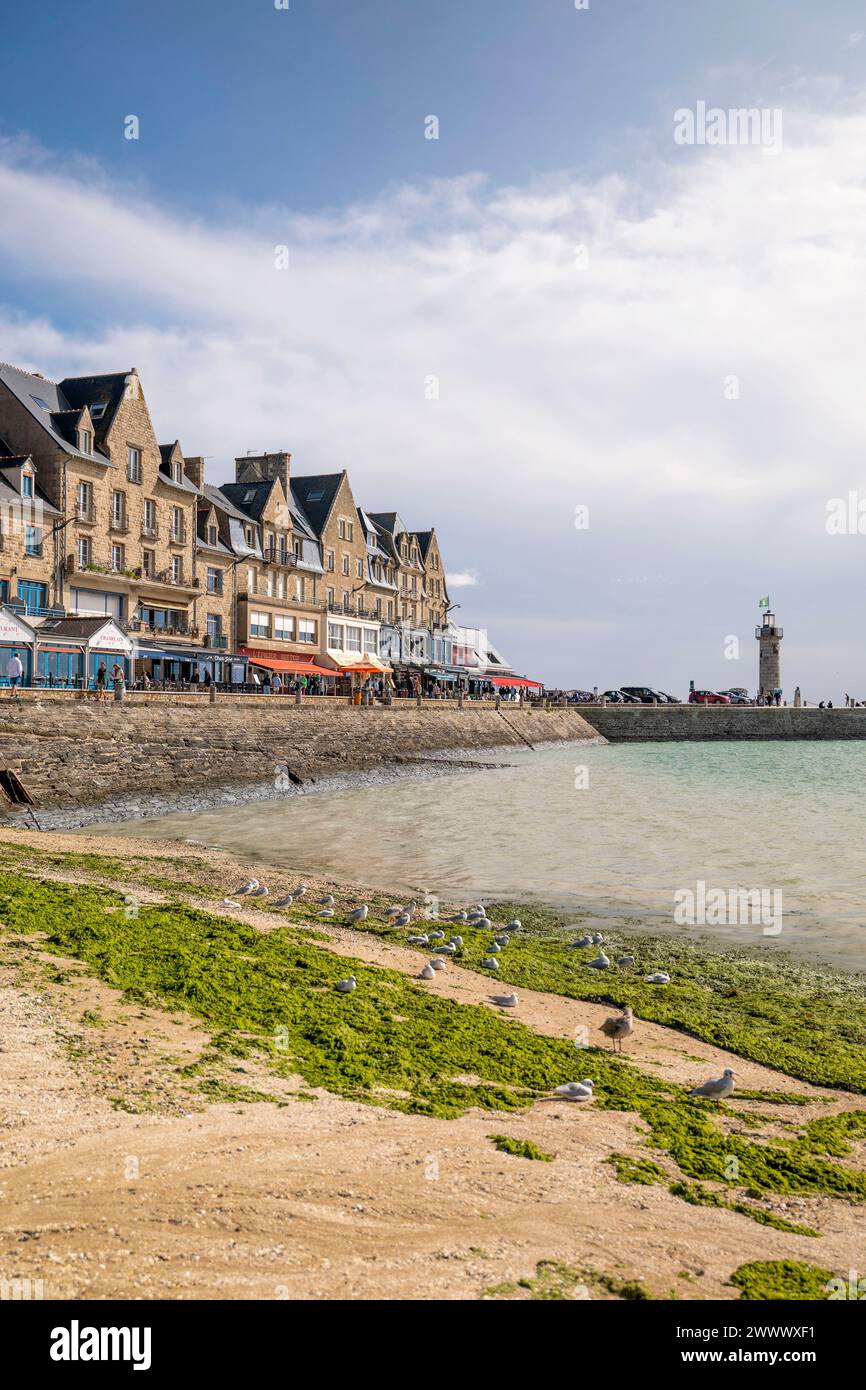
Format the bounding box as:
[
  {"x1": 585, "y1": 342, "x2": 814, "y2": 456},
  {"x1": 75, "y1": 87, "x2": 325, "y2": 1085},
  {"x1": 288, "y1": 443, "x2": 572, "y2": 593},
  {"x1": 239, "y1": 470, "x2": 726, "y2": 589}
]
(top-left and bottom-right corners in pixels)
[
  {"x1": 332, "y1": 662, "x2": 388, "y2": 676},
  {"x1": 246, "y1": 656, "x2": 333, "y2": 676},
  {"x1": 488, "y1": 675, "x2": 544, "y2": 688}
]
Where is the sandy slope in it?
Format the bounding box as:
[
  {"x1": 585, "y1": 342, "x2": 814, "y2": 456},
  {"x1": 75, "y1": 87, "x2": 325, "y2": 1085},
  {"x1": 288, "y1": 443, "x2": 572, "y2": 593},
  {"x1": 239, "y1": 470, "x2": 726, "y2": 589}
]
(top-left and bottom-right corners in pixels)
[{"x1": 1, "y1": 829, "x2": 864, "y2": 1301}]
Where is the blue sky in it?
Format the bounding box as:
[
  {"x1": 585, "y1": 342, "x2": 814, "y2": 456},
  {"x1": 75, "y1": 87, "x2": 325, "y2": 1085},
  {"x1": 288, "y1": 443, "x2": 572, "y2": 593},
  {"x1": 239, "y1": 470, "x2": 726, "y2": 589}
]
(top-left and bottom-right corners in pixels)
[{"x1": 3, "y1": 2, "x2": 866, "y2": 692}]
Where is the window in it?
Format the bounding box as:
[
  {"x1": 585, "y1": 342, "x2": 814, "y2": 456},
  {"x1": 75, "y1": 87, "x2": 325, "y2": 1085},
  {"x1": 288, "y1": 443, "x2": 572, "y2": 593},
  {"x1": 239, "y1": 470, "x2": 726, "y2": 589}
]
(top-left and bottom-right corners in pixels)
[
  {"x1": 77, "y1": 481, "x2": 92, "y2": 519},
  {"x1": 172, "y1": 461, "x2": 182, "y2": 483},
  {"x1": 297, "y1": 619, "x2": 316, "y2": 645},
  {"x1": 79, "y1": 429, "x2": 93, "y2": 455},
  {"x1": 142, "y1": 549, "x2": 155, "y2": 577},
  {"x1": 326, "y1": 587, "x2": 335, "y2": 606},
  {"x1": 341, "y1": 554, "x2": 350, "y2": 576},
  {"x1": 387, "y1": 601, "x2": 394, "y2": 622},
  {"x1": 143, "y1": 499, "x2": 157, "y2": 535},
  {"x1": 17, "y1": 580, "x2": 47, "y2": 614},
  {"x1": 247, "y1": 567, "x2": 256, "y2": 594},
  {"x1": 266, "y1": 531, "x2": 275, "y2": 555},
  {"x1": 207, "y1": 567, "x2": 222, "y2": 595},
  {"x1": 295, "y1": 577, "x2": 304, "y2": 601},
  {"x1": 250, "y1": 611, "x2": 269, "y2": 638},
  {"x1": 25, "y1": 526, "x2": 42, "y2": 556},
  {"x1": 342, "y1": 590, "x2": 350, "y2": 611},
  {"x1": 77, "y1": 536, "x2": 91, "y2": 567},
  {"x1": 363, "y1": 628, "x2": 378, "y2": 652},
  {"x1": 328, "y1": 622, "x2": 344, "y2": 648},
  {"x1": 207, "y1": 613, "x2": 222, "y2": 641},
  {"x1": 276, "y1": 573, "x2": 286, "y2": 600},
  {"x1": 338, "y1": 519, "x2": 346, "y2": 539},
  {"x1": 266, "y1": 571, "x2": 274, "y2": 597},
  {"x1": 111, "y1": 543, "x2": 125, "y2": 572},
  {"x1": 22, "y1": 473, "x2": 33, "y2": 498},
  {"x1": 356, "y1": 558, "x2": 364, "y2": 579},
  {"x1": 127, "y1": 447, "x2": 142, "y2": 483},
  {"x1": 245, "y1": 526, "x2": 255, "y2": 547},
  {"x1": 172, "y1": 507, "x2": 184, "y2": 541},
  {"x1": 208, "y1": 524, "x2": 217, "y2": 546},
  {"x1": 171, "y1": 555, "x2": 183, "y2": 584},
  {"x1": 326, "y1": 550, "x2": 335, "y2": 572},
  {"x1": 344, "y1": 626, "x2": 362, "y2": 654},
  {"x1": 274, "y1": 615, "x2": 294, "y2": 641},
  {"x1": 374, "y1": 597, "x2": 381, "y2": 617},
  {"x1": 347, "y1": 520, "x2": 354, "y2": 542},
  {"x1": 111, "y1": 491, "x2": 125, "y2": 527}
]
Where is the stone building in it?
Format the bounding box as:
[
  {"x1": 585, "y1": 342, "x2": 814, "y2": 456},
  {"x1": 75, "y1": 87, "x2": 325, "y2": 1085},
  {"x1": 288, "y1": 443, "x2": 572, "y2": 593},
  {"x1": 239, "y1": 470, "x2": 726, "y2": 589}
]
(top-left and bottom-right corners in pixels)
[{"x1": 413, "y1": 528, "x2": 449, "y2": 629}]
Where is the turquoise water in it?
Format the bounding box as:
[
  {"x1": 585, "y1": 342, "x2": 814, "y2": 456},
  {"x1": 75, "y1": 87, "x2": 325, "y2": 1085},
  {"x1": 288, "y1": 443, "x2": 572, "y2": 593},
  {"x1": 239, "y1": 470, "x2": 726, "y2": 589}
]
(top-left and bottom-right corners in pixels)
[{"x1": 100, "y1": 741, "x2": 866, "y2": 969}]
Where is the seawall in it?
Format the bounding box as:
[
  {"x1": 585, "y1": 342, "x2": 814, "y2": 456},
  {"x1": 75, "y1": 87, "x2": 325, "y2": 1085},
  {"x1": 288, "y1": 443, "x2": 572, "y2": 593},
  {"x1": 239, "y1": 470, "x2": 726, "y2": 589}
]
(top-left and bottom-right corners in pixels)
[
  {"x1": 0, "y1": 696, "x2": 600, "y2": 814},
  {"x1": 578, "y1": 704, "x2": 866, "y2": 741}
]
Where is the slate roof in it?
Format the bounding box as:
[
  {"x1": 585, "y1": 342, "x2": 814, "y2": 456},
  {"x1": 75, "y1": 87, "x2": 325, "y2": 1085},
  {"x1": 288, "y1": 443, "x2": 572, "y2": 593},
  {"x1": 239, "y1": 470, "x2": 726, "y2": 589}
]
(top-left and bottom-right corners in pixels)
[
  {"x1": 0, "y1": 364, "x2": 114, "y2": 465},
  {"x1": 290, "y1": 474, "x2": 344, "y2": 536}
]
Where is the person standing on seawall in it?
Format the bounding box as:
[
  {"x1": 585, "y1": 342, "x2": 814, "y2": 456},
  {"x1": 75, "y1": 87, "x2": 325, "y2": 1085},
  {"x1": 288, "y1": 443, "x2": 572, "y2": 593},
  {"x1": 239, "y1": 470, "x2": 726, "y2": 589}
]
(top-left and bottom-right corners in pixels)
[{"x1": 6, "y1": 650, "x2": 23, "y2": 698}]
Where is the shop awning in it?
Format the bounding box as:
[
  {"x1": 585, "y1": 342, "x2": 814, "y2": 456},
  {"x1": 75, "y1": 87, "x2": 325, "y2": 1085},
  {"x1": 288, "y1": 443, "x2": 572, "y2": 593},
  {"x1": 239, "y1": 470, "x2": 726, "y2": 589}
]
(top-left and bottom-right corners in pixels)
[
  {"x1": 247, "y1": 656, "x2": 333, "y2": 676},
  {"x1": 325, "y1": 653, "x2": 391, "y2": 675},
  {"x1": 488, "y1": 675, "x2": 544, "y2": 688},
  {"x1": 427, "y1": 669, "x2": 458, "y2": 681}
]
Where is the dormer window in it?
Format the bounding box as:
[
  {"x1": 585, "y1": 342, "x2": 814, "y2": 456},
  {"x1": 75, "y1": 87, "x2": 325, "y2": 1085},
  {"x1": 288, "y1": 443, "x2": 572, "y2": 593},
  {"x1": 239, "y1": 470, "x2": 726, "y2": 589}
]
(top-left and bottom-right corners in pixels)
[
  {"x1": 21, "y1": 473, "x2": 33, "y2": 498},
  {"x1": 208, "y1": 525, "x2": 217, "y2": 546},
  {"x1": 79, "y1": 429, "x2": 93, "y2": 455},
  {"x1": 172, "y1": 461, "x2": 182, "y2": 483}
]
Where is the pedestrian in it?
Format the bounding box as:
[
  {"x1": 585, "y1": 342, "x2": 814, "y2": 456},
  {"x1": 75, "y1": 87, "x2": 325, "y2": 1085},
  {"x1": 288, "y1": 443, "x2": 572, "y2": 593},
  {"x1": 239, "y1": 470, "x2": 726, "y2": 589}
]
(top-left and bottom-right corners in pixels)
[
  {"x1": 272, "y1": 672, "x2": 283, "y2": 696},
  {"x1": 6, "y1": 650, "x2": 23, "y2": 698},
  {"x1": 95, "y1": 661, "x2": 108, "y2": 703},
  {"x1": 111, "y1": 660, "x2": 125, "y2": 694}
]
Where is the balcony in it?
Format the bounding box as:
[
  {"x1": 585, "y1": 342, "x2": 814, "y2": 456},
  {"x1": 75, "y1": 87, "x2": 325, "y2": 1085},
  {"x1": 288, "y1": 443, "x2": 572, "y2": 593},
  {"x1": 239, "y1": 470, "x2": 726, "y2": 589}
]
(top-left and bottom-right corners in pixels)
[
  {"x1": 76, "y1": 506, "x2": 97, "y2": 525},
  {"x1": 239, "y1": 593, "x2": 324, "y2": 613},
  {"x1": 262, "y1": 545, "x2": 298, "y2": 567},
  {"x1": 127, "y1": 618, "x2": 199, "y2": 640},
  {"x1": 202, "y1": 633, "x2": 228, "y2": 649}
]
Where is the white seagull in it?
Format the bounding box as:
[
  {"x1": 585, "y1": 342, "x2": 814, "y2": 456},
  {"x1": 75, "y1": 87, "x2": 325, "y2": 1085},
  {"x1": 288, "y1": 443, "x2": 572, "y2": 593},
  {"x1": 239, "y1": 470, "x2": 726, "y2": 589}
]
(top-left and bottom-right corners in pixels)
[
  {"x1": 335, "y1": 975, "x2": 356, "y2": 993},
  {"x1": 489, "y1": 993, "x2": 519, "y2": 1008},
  {"x1": 569, "y1": 936, "x2": 594, "y2": 949},
  {"x1": 290, "y1": 884, "x2": 307, "y2": 899},
  {"x1": 407, "y1": 935, "x2": 430, "y2": 945},
  {"x1": 587, "y1": 952, "x2": 610, "y2": 970},
  {"x1": 554, "y1": 1079, "x2": 594, "y2": 1102},
  {"x1": 346, "y1": 905, "x2": 369, "y2": 923},
  {"x1": 429, "y1": 958, "x2": 447, "y2": 972},
  {"x1": 271, "y1": 895, "x2": 294, "y2": 908},
  {"x1": 222, "y1": 899, "x2": 242, "y2": 909},
  {"x1": 318, "y1": 895, "x2": 335, "y2": 907},
  {"x1": 690, "y1": 1068, "x2": 736, "y2": 1100},
  {"x1": 616, "y1": 955, "x2": 635, "y2": 969},
  {"x1": 395, "y1": 913, "x2": 412, "y2": 927},
  {"x1": 482, "y1": 957, "x2": 500, "y2": 970},
  {"x1": 645, "y1": 971, "x2": 670, "y2": 985},
  {"x1": 318, "y1": 908, "x2": 335, "y2": 918},
  {"x1": 233, "y1": 879, "x2": 259, "y2": 897},
  {"x1": 419, "y1": 964, "x2": 437, "y2": 980},
  {"x1": 450, "y1": 935, "x2": 464, "y2": 947}
]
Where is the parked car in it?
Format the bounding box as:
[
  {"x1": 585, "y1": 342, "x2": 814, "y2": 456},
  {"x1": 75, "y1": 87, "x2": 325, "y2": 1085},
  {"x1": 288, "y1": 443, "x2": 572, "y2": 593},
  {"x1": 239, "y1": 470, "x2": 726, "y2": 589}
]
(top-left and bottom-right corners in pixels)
[
  {"x1": 688, "y1": 690, "x2": 732, "y2": 704},
  {"x1": 718, "y1": 688, "x2": 750, "y2": 705},
  {"x1": 620, "y1": 686, "x2": 671, "y2": 704},
  {"x1": 657, "y1": 691, "x2": 681, "y2": 704},
  {"x1": 567, "y1": 690, "x2": 597, "y2": 703},
  {"x1": 601, "y1": 689, "x2": 627, "y2": 703}
]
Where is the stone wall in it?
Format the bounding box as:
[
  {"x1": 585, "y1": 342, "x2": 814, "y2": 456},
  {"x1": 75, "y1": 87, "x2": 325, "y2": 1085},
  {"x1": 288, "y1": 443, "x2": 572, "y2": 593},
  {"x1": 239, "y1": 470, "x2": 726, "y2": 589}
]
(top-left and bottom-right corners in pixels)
[
  {"x1": 578, "y1": 704, "x2": 866, "y2": 740},
  {"x1": 0, "y1": 696, "x2": 599, "y2": 812}
]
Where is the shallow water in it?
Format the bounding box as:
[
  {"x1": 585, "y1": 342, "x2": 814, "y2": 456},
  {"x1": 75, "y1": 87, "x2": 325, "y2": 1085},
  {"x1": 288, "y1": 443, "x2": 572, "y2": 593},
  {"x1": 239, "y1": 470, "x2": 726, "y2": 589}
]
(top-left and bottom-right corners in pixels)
[{"x1": 94, "y1": 741, "x2": 866, "y2": 969}]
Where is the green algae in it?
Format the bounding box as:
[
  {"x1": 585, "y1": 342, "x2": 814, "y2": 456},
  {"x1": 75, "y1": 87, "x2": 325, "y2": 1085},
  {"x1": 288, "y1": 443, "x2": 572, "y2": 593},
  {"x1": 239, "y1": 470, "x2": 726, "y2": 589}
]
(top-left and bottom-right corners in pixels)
[
  {"x1": 608, "y1": 1152, "x2": 668, "y2": 1185},
  {"x1": 482, "y1": 1260, "x2": 653, "y2": 1301},
  {"x1": 2, "y1": 868, "x2": 865, "y2": 1218},
  {"x1": 668, "y1": 1182, "x2": 819, "y2": 1238},
  {"x1": 489, "y1": 1135, "x2": 554, "y2": 1161},
  {"x1": 729, "y1": 1259, "x2": 837, "y2": 1301}
]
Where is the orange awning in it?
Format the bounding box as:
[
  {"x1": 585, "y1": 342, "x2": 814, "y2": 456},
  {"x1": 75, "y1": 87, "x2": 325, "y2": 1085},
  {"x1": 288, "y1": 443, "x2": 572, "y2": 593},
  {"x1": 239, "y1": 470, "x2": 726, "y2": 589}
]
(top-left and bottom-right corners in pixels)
[
  {"x1": 246, "y1": 656, "x2": 333, "y2": 676},
  {"x1": 488, "y1": 675, "x2": 544, "y2": 688}
]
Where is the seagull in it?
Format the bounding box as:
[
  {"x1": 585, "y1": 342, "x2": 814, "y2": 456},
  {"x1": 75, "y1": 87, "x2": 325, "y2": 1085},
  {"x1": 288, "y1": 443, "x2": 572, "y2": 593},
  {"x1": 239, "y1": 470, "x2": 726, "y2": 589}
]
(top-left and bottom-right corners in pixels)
[
  {"x1": 428, "y1": 930, "x2": 445, "y2": 941},
  {"x1": 645, "y1": 971, "x2": 670, "y2": 985},
  {"x1": 318, "y1": 908, "x2": 335, "y2": 918},
  {"x1": 475, "y1": 917, "x2": 493, "y2": 930},
  {"x1": 408, "y1": 934, "x2": 429, "y2": 945},
  {"x1": 222, "y1": 899, "x2": 242, "y2": 909},
  {"x1": 616, "y1": 955, "x2": 635, "y2": 969},
  {"x1": 599, "y1": 1007, "x2": 635, "y2": 1052},
  {"x1": 271, "y1": 895, "x2": 294, "y2": 908},
  {"x1": 233, "y1": 879, "x2": 259, "y2": 896},
  {"x1": 569, "y1": 936, "x2": 594, "y2": 950},
  {"x1": 591, "y1": 933, "x2": 604, "y2": 945},
  {"x1": 587, "y1": 952, "x2": 610, "y2": 970},
  {"x1": 482, "y1": 957, "x2": 500, "y2": 970},
  {"x1": 346, "y1": 905, "x2": 368, "y2": 923},
  {"x1": 690, "y1": 1068, "x2": 736, "y2": 1100},
  {"x1": 554, "y1": 1079, "x2": 594, "y2": 1102},
  {"x1": 290, "y1": 884, "x2": 307, "y2": 899},
  {"x1": 450, "y1": 935, "x2": 464, "y2": 947},
  {"x1": 489, "y1": 993, "x2": 519, "y2": 1008},
  {"x1": 449, "y1": 912, "x2": 468, "y2": 923},
  {"x1": 487, "y1": 942, "x2": 501, "y2": 953},
  {"x1": 504, "y1": 920, "x2": 521, "y2": 932},
  {"x1": 318, "y1": 895, "x2": 335, "y2": 907},
  {"x1": 429, "y1": 958, "x2": 447, "y2": 972},
  {"x1": 419, "y1": 964, "x2": 437, "y2": 980},
  {"x1": 493, "y1": 935, "x2": 509, "y2": 946},
  {"x1": 335, "y1": 975, "x2": 356, "y2": 993},
  {"x1": 386, "y1": 906, "x2": 405, "y2": 918},
  {"x1": 433, "y1": 944, "x2": 456, "y2": 954},
  {"x1": 249, "y1": 885, "x2": 269, "y2": 897},
  {"x1": 394, "y1": 913, "x2": 412, "y2": 927}
]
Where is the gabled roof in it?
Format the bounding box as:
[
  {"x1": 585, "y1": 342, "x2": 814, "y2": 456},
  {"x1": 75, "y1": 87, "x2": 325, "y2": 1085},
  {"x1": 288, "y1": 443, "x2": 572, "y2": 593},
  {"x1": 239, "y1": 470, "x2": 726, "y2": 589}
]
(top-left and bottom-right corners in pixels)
[
  {"x1": 59, "y1": 372, "x2": 132, "y2": 447},
  {"x1": 220, "y1": 479, "x2": 279, "y2": 521},
  {"x1": 290, "y1": 473, "x2": 345, "y2": 536},
  {"x1": 201, "y1": 483, "x2": 250, "y2": 524},
  {"x1": 33, "y1": 615, "x2": 130, "y2": 642},
  {"x1": 413, "y1": 530, "x2": 435, "y2": 560},
  {"x1": 0, "y1": 364, "x2": 113, "y2": 465}
]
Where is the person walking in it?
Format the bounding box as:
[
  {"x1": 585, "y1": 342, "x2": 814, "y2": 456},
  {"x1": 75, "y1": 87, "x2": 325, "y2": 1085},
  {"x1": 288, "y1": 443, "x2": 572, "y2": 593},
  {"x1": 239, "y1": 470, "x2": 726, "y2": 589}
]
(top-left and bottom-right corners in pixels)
[
  {"x1": 111, "y1": 660, "x2": 125, "y2": 696},
  {"x1": 272, "y1": 672, "x2": 283, "y2": 696},
  {"x1": 6, "y1": 650, "x2": 23, "y2": 698},
  {"x1": 95, "y1": 661, "x2": 108, "y2": 703}
]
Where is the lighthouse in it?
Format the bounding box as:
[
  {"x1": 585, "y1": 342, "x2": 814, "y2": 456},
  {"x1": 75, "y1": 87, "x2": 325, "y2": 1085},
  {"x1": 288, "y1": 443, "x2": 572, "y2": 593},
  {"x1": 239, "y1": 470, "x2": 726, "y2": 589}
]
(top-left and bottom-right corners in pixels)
[{"x1": 755, "y1": 608, "x2": 783, "y2": 699}]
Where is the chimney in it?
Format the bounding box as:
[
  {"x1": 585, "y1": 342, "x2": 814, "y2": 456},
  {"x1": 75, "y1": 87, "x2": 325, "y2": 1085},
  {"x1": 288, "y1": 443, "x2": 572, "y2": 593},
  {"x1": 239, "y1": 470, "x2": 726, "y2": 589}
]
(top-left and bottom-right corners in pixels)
[
  {"x1": 234, "y1": 451, "x2": 291, "y2": 494},
  {"x1": 184, "y1": 456, "x2": 206, "y2": 489}
]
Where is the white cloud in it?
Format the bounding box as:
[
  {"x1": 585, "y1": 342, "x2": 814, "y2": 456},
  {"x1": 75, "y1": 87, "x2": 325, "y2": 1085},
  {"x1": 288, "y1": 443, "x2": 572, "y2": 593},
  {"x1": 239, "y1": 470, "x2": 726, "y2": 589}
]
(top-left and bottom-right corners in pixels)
[
  {"x1": 447, "y1": 571, "x2": 480, "y2": 588},
  {"x1": 2, "y1": 97, "x2": 866, "y2": 691}
]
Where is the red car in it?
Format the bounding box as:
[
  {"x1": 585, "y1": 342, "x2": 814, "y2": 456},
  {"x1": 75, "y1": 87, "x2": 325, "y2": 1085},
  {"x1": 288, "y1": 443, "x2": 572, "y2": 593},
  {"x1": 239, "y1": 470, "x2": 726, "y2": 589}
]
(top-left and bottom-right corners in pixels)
[{"x1": 689, "y1": 690, "x2": 732, "y2": 704}]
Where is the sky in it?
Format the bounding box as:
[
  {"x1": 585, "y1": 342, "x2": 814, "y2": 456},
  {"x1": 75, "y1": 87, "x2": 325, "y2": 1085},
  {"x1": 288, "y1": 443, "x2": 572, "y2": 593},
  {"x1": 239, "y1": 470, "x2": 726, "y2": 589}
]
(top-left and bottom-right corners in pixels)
[{"x1": 2, "y1": 0, "x2": 866, "y2": 695}]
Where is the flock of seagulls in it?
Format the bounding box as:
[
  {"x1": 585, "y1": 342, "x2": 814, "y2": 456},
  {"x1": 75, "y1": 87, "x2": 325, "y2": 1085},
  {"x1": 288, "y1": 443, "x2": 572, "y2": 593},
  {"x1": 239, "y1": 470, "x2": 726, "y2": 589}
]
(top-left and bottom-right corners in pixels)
[{"x1": 220, "y1": 876, "x2": 740, "y2": 1106}]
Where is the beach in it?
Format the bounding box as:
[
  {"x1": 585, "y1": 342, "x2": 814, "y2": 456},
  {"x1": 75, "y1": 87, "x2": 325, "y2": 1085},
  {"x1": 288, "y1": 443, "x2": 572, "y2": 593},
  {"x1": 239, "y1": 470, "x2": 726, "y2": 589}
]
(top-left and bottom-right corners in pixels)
[{"x1": 2, "y1": 826, "x2": 865, "y2": 1302}]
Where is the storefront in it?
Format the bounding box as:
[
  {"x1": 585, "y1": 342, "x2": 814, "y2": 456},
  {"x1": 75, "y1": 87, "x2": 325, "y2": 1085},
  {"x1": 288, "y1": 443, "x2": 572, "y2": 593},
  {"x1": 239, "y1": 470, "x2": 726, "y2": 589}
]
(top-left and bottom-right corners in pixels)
[
  {"x1": 33, "y1": 617, "x2": 133, "y2": 688},
  {"x1": 134, "y1": 644, "x2": 239, "y2": 687},
  {"x1": 240, "y1": 650, "x2": 333, "y2": 693},
  {"x1": 0, "y1": 606, "x2": 36, "y2": 686}
]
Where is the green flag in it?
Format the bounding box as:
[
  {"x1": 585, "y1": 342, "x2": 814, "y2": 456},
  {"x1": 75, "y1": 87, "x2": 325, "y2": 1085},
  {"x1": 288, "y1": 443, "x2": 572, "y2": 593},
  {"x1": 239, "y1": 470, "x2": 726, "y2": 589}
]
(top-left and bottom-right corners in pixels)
[{"x1": 758, "y1": 595, "x2": 770, "y2": 608}]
